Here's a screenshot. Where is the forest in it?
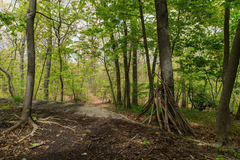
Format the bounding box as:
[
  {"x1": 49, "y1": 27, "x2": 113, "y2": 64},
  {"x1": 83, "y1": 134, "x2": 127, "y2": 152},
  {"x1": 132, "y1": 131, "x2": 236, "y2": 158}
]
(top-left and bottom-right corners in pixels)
[{"x1": 1, "y1": 0, "x2": 240, "y2": 159}]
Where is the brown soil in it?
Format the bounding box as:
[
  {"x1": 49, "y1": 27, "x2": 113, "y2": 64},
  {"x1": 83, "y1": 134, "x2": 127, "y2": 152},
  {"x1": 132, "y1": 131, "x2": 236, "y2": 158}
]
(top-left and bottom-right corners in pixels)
[{"x1": 0, "y1": 97, "x2": 239, "y2": 160}]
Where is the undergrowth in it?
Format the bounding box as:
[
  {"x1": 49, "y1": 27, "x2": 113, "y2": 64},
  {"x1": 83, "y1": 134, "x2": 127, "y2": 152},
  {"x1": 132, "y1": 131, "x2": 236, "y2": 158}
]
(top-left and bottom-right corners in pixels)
[
  {"x1": 181, "y1": 109, "x2": 240, "y2": 135},
  {"x1": 115, "y1": 105, "x2": 240, "y2": 136},
  {"x1": 116, "y1": 104, "x2": 152, "y2": 115}
]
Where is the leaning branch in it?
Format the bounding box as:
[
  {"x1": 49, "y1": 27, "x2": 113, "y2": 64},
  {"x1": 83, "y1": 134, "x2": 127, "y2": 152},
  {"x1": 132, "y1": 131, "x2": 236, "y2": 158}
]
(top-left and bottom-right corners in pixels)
[
  {"x1": 36, "y1": 11, "x2": 70, "y2": 25},
  {"x1": 0, "y1": 65, "x2": 15, "y2": 97}
]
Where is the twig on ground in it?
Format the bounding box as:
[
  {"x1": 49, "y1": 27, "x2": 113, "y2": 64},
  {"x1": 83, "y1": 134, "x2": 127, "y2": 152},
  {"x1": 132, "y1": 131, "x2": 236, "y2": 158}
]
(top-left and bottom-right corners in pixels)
[
  {"x1": 30, "y1": 143, "x2": 45, "y2": 149},
  {"x1": 0, "y1": 156, "x2": 17, "y2": 160},
  {"x1": 12, "y1": 113, "x2": 20, "y2": 119},
  {"x1": 197, "y1": 153, "x2": 215, "y2": 160},
  {"x1": 148, "y1": 146, "x2": 155, "y2": 154},
  {"x1": 93, "y1": 153, "x2": 103, "y2": 160}
]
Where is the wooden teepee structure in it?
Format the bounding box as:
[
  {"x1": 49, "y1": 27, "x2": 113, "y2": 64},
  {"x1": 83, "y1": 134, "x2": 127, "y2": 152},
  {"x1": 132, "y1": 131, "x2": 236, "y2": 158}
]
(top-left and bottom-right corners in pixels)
[{"x1": 136, "y1": 75, "x2": 195, "y2": 136}]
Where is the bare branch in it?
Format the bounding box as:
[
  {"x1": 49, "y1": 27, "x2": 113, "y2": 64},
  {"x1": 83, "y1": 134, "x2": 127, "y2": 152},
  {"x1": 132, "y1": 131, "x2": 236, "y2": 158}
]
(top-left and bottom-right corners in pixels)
[{"x1": 36, "y1": 11, "x2": 70, "y2": 25}]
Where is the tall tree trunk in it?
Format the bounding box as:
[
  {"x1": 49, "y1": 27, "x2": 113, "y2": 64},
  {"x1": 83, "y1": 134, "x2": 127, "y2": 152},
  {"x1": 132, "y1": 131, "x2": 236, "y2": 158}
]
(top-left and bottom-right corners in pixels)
[
  {"x1": 151, "y1": 49, "x2": 158, "y2": 83},
  {"x1": 22, "y1": 0, "x2": 36, "y2": 123},
  {"x1": 91, "y1": 65, "x2": 95, "y2": 92},
  {"x1": 215, "y1": 21, "x2": 240, "y2": 146},
  {"x1": 103, "y1": 54, "x2": 117, "y2": 107},
  {"x1": 123, "y1": 20, "x2": 131, "y2": 109},
  {"x1": 20, "y1": 36, "x2": 25, "y2": 96},
  {"x1": 155, "y1": 0, "x2": 175, "y2": 115},
  {"x1": 34, "y1": 56, "x2": 47, "y2": 99},
  {"x1": 2, "y1": 0, "x2": 38, "y2": 134},
  {"x1": 181, "y1": 75, "x2": 186, "y2": 108},
  {"x1": 138, "y1": 0, "x2": 153, "y2": 98},
  {"x1": 223, "y1": 4, "x2": 230, "y2": 84},
  {"x1": 111, "y1": 34, "x2": 122, "y2": 105},
  {"x1": 132, "y1": 46, "x2": 138, "y2": 106},
  {"x1": 58, "y1": 40, "x2": 64, "y2": 102},
  {"x1": 115, "y1": 54, "x2": 122, "y2": 105},
  {"x1": 43, "y1": 20, "x2": 52, "y2": 100}
]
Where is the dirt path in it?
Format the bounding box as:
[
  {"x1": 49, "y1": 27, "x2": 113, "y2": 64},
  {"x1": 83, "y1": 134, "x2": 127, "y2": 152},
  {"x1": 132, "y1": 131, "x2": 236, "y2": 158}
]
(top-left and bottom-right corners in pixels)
[
  {"x1": 87, "y1": 93, "x2": 111, "y2": 109},
  {"x1": 0, "y1": 98, "x2": 239, "y2": 159}
]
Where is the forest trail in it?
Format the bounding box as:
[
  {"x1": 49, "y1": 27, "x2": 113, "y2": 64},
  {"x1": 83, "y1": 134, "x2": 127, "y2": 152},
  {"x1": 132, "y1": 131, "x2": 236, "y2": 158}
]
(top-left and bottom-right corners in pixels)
[
  {"x1": 0, "y1": 98, "x2": 239, "y2": 159},
  {"x1": 87, "y1": 92, "x2": 112, "y2": 109}
]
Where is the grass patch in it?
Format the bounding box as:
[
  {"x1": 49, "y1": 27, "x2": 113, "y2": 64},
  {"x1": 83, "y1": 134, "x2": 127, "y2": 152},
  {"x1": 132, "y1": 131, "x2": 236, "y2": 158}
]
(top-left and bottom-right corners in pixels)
[
  {"x1": 181, "y1": 109, "x2": 216, "y2": 129},
  {"x1": 0, "y1": 101, "x2": 22, "y2": 110},
  {"x1": 116, "y1": 104, "x2": 153, "y2": 115},
  {"x1": 0, "y1": 102, "x2": 14, "y2": 109},
  {"x1": 182, "y1": 109, "x2": 240, "y2": 134}
]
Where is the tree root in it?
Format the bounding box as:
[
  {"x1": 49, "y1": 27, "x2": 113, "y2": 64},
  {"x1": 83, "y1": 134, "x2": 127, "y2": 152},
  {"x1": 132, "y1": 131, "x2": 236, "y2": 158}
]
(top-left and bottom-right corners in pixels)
[
  {"x1": 28, "y1": 117, "x2": 38, "y2": 136},
  {"x1": 2, "y1": 116, "x2": 39, "y2": 143},
  {"x1": 2, "y1": 120, "x2": 24, "y2": 135},
  {"x1": 17, "y1": 118, "x2": 39, "y2": 142},
  {"x1": 36, "y1": 120, "x2": 76, "y2": 132}
]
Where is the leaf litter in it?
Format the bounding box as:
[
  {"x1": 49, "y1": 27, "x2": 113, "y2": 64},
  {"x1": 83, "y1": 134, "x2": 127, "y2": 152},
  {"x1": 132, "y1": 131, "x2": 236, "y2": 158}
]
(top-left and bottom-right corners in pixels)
[{"x1": 0, "y1": 98, "x2": 239, "y2": 159}]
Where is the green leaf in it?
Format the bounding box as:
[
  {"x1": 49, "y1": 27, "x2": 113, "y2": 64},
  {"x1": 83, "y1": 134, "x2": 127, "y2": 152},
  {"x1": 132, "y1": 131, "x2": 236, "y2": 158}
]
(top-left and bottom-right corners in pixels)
[{"x1": 32, "y1": 143, "x2": 40, "y2": 147}]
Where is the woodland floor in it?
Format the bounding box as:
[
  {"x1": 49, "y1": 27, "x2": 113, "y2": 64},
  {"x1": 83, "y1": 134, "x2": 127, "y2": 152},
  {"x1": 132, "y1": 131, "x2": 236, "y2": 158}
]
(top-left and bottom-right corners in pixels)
[{"x1": 0, "y1": 94, "x2": 240, "y2": 160}]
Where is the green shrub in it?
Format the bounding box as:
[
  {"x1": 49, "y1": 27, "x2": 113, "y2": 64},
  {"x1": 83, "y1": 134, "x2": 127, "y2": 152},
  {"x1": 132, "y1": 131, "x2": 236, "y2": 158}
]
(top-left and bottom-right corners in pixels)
[{"x1": 12, "y1": 96, "x2": 23, "y2": 102}]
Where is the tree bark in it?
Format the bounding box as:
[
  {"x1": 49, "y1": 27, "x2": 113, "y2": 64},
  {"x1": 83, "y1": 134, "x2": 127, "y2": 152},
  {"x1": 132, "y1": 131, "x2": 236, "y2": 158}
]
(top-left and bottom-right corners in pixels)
[
  {"x1": 223, "y1": 4, "x2": 230, "y2": 84},
  {"x1": 123, "y1": 20, "x2": 131, "y2": 109},
  {"x1": 151, "y1": 49, "x2": 158, "y2": 83},
  {"x1": 103, "y1": 54, "x2": 117, "y2": 107},
  {"x1": 215, "y1": 21, "x2": 240, "y2": 146},
  {"x1": 43, "y1": 52, "x2": 52, "y2": 100},
  {"x1": 155, "y1": 0, "x2": 175, "y2": 115},
  {"x1": 138, "y1": 0, "x2": 153, "y2": 98},
  {"x1": 111, "y1": 34, "x2": 122, "y2": 105},
  {"x1": 43, "y1": 11, "x2": 52, "y2": 100},
  {"x1": 181, "y1": 71, "x2": 186, "y2": 108},
  {"x1": 58, "y1": 40, "x2": 64, "y2": 102},
  {"x1": 19, "y1": 36, "x2": 26, "y2": 96},
  {"x1": 132, "y1": 46, "x2": 138, "y2": 106},
  {"x1": 21, "y1": 0, "x2": 36, "y2": 122},
  {"x1": 2, "y1": 0, "x2": 38, "y2": 135},
  {"x1": 34, "y1": 56, "x2": 47, "y2": 99}
]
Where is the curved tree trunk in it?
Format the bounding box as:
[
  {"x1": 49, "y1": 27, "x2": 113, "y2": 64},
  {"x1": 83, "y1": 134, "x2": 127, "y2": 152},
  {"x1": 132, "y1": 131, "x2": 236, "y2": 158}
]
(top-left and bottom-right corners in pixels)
[
  {"x1": 2, "y1": 0, "x2": 37, "y2": 135},
  {"x1": 215, "y1": 21, "x2": 240, "y2": 146},
  {"x1": 22, "y1": 0, "x2": 36, "y2": 121},
  {"x1": 103, "y1": 54, "x2": 117, "y2": 107},
  {"x1": 111, "y1": 34, "x2": 122, "y2": 106},
  {"x1": 0, "y1": 66, "x2": 15, "y2": 97},
  {"x1": 138, "y1": 0, "x2": 153, "y2": 98}
]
